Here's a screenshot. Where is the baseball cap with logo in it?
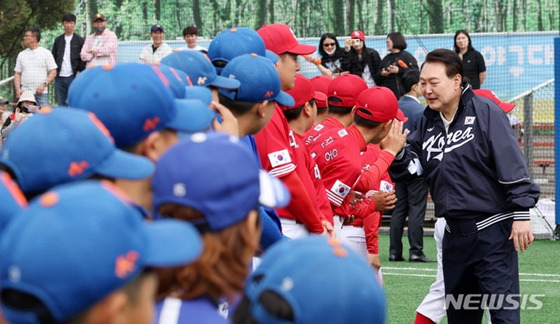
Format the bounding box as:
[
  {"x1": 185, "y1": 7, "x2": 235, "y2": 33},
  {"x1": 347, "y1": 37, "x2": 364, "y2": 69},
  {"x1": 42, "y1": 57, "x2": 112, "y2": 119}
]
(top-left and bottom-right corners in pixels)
[
  {"x1": 327, "y1": 74, "x2": 368, "y2": 108},
  {"x1": 208, "y1": 27, "x2": 278, "y2": 74},
  {"x1": 351, "y1": 30, "x2": 365, "y2": 41},
  {"x1": 150, "y1": 24, "x2": 165, "y2": 33},
  {"x1": 309, "y1": 75, "x2": 332, "y2": 109},
  {"x1": 0, "y1": 172, "x2": 27, "y2": 231},
  {"x1": 219, "y1": 53, "x2": 294, "y2": 106},
  {"x1": 92, "y1": 13, "x2": 106, "y2": 22},
  {"x1": 161, "y1": 51, "x2": 240, "y2": 89},
  {"x1": 0, "y1": 108, "x2": 154, "y2": 194},
  {"x1": 257, "y1": 24, "x2": 316, "y2": 55},
  {"x1": 473, "y1": 89, "x2": 515, "y2": 113},
  {"x1": 354, "y1": 86, "x2": 406, "y2": 123},
  {"x1": 244, "y1": 236, "x2": 386, "y2": 324},
  {"x1": 152, "y1": 132, "x2": 290, "y2": 232},
  {"x1": 68, "y1": 63, "x2": 198, "y2": 148},
  {"x1": 0, "y1": 180, "x2": 202, "y2": 323},
  {"x1": 280, "y1": 74, "x2": 327, "y2": 110}
]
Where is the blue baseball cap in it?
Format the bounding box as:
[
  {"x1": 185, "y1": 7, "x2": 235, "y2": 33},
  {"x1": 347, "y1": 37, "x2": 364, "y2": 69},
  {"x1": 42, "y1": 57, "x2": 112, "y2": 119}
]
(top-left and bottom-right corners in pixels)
[
  {"x1": 0, "y1": 180, "x2": 202, "y2": 323},
  {"x1": 169, "y1": 99, "x2": 215, "y2": 134},
  {"x1": 161, "y1": 51, "x2": 240, "y2": 89},
  {"x1": 245, "y1": 236, "x2": 386, "y2": 324},
  {"x1": 0, "y1": 171, "x2": 27, "y2": 231},
  {"x1": 153, "y1": 63, "x2": 188, "y2": 98},
  {"x1": 219, "y1": 54, "x2": 294, "y2": 106},
  {"x1": 184, "y1": 85, "x2": 213, "y2": 106},
  {"x1": 0, "y1": 108, "x2": 154, "y2": 194},
  {"x1": 152, "y1": 132, "x2": 290, "y2": 231},
  {"x1": 208, "y1": 27, "x2": 278, "y2": 74},
  {"x1": 67, "y1": 63, "x2": 190, "y2": 148}
]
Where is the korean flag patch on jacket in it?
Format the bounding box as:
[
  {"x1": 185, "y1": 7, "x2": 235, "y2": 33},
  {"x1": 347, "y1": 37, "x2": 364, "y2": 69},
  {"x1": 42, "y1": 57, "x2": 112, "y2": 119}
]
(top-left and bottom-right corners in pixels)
[
  {"x1": 331, "y1": 179, "x2": 351, "y2": 198},
  {"x1": 268, "y1": 149, "x2": 292, "y2": 168},
  {"x1": 465, "y1": 116, "x2": 476, "y2": 125}
]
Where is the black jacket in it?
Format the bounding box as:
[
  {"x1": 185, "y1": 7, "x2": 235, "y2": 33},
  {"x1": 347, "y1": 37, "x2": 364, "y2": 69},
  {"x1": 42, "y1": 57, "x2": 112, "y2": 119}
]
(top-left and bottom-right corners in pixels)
[
  {"x1": 52, "y1": 33, "x2": 86, "y2": 76},
  {"x1": 341, "y1": 47, "x2": 381, "y2": 80},
  {"x1": 375, "y1": 51, "x2": 418, "y2": 99},
  {"x1": 390, "y1": 84, "x2": 540, "y2": 223}
]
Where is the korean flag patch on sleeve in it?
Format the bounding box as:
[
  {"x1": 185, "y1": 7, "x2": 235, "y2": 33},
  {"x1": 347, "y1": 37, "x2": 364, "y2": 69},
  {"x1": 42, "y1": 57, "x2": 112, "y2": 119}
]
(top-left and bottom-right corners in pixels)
[
  {"x1": 331, "y1": 179, "x2": 351, "y2": 198},
  {"x1": 268, "y1": 149, "x2": 292, "y2": 168}
]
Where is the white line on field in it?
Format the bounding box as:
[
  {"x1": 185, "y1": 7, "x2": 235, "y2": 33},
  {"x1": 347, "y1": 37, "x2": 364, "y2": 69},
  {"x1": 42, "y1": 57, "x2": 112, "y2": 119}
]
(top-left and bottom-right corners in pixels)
[
  {"x1": 383, "y1": 267, "x2": 560, "y2": 277},
  {"x1": 383, "y1": 272, "x2": 560, "y2": 283}
]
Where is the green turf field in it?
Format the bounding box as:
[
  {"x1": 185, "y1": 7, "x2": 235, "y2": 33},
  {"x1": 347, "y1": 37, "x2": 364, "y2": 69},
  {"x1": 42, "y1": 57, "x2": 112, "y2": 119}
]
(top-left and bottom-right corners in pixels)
[{"x1": 379, "y1": 233, "x2": 560, "y2": 323}]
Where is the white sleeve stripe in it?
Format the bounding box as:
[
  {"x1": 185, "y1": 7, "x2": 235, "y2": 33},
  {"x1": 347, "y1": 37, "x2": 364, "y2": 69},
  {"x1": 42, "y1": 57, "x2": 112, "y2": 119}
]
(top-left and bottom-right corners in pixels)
[
  {"x1": 326, "y1": 190, "x2": 343, "y2": 206},
  {"x1": 269, "y1": 164, "x2": 296, "y2": 177},
  {"x1": 498, "y1": 177, "x2": 531, "y2": 185},
  {"x1": 158, "y1": 297, "x2": 182, "y2": 324}
]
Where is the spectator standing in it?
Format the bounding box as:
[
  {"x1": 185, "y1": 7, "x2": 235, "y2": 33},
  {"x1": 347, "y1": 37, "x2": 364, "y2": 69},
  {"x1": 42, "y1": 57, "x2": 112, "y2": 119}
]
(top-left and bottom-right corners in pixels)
[
  {"x1": 315, "y1": 33, "x2": 345, "y2": 76},
  {"x1": 376, "y1": 32, "x2": 418, "y2": 99},
  {"x1": 389, "y1": 69, "x2": 433, "y2": 263},
  {"x1": 341, "y1": 30, "x2": 381, "y2": 88},
  {"x1": 454, "y1": 29, "x2": 486, "y2": 89},
  {"x1": 52, "y1": 13, "x2": 85, "y2": 106},
  {"x1": 140, "y1": 24, "x2": 172, "y2": 63},
  {"x1": 181, "y1": 26, "x2": 207, "y2": 53},
  {"x1": 80, "y1": 13, "x2": 118, "y2": 67},
  {"x1": 13, "y1": 27, "x2": 57, "y2": 107}
]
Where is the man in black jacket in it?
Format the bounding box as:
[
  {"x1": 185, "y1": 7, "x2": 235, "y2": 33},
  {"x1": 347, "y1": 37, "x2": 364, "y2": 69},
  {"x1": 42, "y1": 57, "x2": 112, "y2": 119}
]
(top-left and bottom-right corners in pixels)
[
  {"x1": 390, "y1": 49, "x2": 539, "y2": 324},
  {"x1": 52, "y1": 13, "x2": 85, "y2": 106}
]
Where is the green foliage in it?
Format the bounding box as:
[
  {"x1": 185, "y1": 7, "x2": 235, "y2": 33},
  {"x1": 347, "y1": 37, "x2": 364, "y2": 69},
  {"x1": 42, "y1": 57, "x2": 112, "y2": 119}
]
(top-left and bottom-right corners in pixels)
[{"x1": 0, "y1": 0, "x2": 74, "y2": 57}]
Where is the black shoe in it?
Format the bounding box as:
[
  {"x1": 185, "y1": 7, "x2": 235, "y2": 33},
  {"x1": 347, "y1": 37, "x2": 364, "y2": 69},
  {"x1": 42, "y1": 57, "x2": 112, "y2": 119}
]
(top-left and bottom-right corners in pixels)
[
  {"x1": 409, "y1": 254, "x2": 436, "y2": 263},
  {"x1": 389, "y1": 255, "x2": 405, "y2": 262}
]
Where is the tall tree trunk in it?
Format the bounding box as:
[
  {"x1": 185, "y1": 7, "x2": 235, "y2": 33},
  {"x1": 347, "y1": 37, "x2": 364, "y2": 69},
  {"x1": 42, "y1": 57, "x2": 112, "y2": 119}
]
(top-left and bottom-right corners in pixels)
[
  {"x1": 154, "y1": 0, "x2": 161, "y2": 21},
  {"x1": 332, "y1": 0, "x2": 345, "y2": 35},
  {"x1": 387, "y1": 0, "x2": 392, "y2": 32},
  {"x1": 357, "y1": 0, "x2": 364, "y2": 31},
  {"x1": 494, "y1": 0, "x2": 506, "y2": 31},
  {"x1": 346, "y1": 0, "x2": 355, "y2": 35},
  {"x1": 374, "y1": 0, "x2": 384, "y2": 35},
  {"x1": 513, "y1": 0, "x2": 518, "y2": 31},
  {"x1": 522, "y1": 0, "x2": 527, "y2": 30},
  {"x1": 268, "y1": 0, "x2": 274, "y2": 24},
  {"x1": 142, "y1": 1, "x2": 148, "y2": 26},
  {"x1": 88, "y1": 0, "x2": 98, "y2": 33},
  {"x1": 193, "y1": 0, "x2": 203, "y2": 35},
  {"x1": 256, "y1": 0, "x2": 267, "y2": 29},
  {"x1": 425, "y1": 0, "x2": 443, "y2": 33},
  {"x1": 176, "y1": 0, "x2": 182, "y2": 31},
  {"x1": 536, "y1": 0, "x2": 543, "y2": 30},
  {"x1": 419, "y1": 0, "x2": 423, "y2": 34}
]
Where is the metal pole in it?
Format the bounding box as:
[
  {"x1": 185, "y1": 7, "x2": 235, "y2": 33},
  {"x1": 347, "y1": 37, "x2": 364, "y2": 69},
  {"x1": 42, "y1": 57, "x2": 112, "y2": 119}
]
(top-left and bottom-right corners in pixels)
[
  {"x1": 554, "y1": 37, "x2": 560, "y2": 233},
  {"x1": 523, "y1": 93, "x2": 534, "y2": 177}
]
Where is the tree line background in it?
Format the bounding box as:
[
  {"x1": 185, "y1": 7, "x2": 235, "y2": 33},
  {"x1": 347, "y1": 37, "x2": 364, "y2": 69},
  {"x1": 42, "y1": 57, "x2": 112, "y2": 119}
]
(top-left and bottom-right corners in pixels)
[{"x1": 0, "y1": 0, "x2": 558, "y2": 83}]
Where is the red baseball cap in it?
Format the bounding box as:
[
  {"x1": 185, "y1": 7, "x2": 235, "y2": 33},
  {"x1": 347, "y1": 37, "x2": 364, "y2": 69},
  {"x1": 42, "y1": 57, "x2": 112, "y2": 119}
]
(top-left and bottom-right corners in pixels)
[
  {"x1": 351, "y1": 30, "x2": 365, "y2": 41},
  {"x1": 257, "y1": 24, "x2": 316, "y2": 55},
  {"x1": 473, "y1": 89, "x2": 515, "y2": 113},
  {"x1": 355, "y1": 87, "x2": 406, "y2": 123},
  {"x1": 327, "y1": 74, "x2": 367, "y2": 108},
  {"x1": 281, "y1": 74, "x2": 327, "y2": 110},
  {"x1": 309, "y1": 75, "x2": 332, "y2": 108}
]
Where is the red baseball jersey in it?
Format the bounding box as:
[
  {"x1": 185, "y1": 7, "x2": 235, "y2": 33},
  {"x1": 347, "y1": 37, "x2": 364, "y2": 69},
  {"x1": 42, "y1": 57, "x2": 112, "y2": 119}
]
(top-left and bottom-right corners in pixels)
[
  {"x1": 307, "y1": 125, "x2": 366, "y2": 217},
  {"x1": 255, "y1": 105, "x2": 296, "y2": 178},
  {"x1": 303, "y1": 116, "x2": 344, "y2": 147},
  {"x1": 295, "y1": 132, "x2": 334, "y2": 225}
]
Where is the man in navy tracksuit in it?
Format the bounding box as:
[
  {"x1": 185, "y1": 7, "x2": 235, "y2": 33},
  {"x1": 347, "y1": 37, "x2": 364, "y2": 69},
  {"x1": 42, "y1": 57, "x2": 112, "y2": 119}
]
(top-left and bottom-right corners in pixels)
[{"x1": 390, "y1": 49, "x2": 539, "y2": 324}]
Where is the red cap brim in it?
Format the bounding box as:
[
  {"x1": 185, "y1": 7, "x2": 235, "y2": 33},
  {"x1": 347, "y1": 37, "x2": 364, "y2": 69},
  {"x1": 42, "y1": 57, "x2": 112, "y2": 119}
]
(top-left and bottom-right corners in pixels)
[
  {"x1": 396, "y1": 109, "x2": 408, "y2": 123},
  {"x1": 286, "y1": 43, "x2": 317, "y2": 55},
  {"x1": 313, "y1": 91, "x2": 327, "y2": 102}
]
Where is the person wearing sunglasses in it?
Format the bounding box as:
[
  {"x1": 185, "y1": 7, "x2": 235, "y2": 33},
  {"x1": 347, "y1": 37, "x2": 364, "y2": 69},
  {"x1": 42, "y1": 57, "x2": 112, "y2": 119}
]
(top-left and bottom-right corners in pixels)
[
  {"x1": 341, "y1": 30, "x2": 381, "y2": 88},
  {"x1": 314, "y1": 33, "x2": 345, "y2": 77}
]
